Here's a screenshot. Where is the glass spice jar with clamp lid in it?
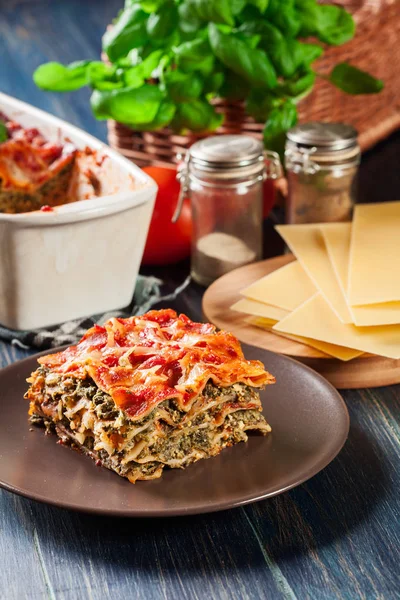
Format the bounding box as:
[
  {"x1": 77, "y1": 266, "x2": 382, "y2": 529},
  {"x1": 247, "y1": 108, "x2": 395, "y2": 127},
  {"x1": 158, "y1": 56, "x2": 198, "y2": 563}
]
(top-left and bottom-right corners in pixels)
[
  {"x1": 285, "y1": 122, "x2": 360, "y2": 224},
  {"x1": 173, "y1": 135, "x2": 282, "y2": 286}
]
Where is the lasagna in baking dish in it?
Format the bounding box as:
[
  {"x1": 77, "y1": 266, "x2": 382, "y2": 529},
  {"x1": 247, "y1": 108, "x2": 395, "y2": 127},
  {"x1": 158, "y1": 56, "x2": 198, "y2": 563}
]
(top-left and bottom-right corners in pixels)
[
  {"x1": 0, "y1": 113, "x2": 112, "y2": 214},
  {"x1": 26, "y1": 310, "x2": 275, "y2": 482},
  {"x1": 0, "y1": 112, "x2": 77, "y2": 213}
]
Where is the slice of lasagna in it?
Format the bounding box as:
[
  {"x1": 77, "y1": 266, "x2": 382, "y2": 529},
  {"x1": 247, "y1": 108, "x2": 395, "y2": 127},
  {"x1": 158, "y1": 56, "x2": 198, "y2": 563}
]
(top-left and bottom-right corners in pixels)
[{"x1": 26, "y1": 309, "x2": 275, "y2": 482}]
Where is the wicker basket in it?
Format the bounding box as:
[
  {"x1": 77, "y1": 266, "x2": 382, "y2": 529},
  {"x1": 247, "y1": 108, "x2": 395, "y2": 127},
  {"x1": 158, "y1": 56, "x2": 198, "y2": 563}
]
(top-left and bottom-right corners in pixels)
[{"x1": 107, "y1": 0, "x2": 400, "y2": 168}]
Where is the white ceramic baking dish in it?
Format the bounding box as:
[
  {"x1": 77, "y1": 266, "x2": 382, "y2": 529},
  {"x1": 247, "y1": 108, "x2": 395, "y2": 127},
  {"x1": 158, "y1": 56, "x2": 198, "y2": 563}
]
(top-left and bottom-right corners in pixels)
[{"x1": 0, "y1": 92, "x2": 157, "y2": 330}]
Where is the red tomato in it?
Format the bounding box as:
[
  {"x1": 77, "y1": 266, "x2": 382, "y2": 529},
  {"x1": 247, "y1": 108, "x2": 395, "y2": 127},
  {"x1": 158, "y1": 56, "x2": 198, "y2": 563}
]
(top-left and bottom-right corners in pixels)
[
  {"x1": 263, "y1": 177, "x2": 277, "y2": 218},
  {"x1": 141, "y1": 166, "x2": 193, "y2": 266}
]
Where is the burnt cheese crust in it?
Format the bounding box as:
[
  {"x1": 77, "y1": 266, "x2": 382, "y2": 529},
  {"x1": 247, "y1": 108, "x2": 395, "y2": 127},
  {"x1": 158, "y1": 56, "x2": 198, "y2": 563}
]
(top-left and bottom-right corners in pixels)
[{"x1": 26, "y1": 310, "x2": 274, "y2": 483}]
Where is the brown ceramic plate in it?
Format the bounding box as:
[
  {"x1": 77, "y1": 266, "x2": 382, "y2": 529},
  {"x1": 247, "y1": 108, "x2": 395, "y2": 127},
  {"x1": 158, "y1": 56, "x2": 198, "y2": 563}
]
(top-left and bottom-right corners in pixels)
[{"x1": 0, "y1": 345, "x2": 349, "y2": 517}]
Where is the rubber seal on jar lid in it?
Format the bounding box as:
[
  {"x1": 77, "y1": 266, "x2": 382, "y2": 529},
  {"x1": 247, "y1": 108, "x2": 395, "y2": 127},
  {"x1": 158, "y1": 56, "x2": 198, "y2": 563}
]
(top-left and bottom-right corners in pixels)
[{"x1": 286, "y1": 122, "x2": 358, "y2": 152}]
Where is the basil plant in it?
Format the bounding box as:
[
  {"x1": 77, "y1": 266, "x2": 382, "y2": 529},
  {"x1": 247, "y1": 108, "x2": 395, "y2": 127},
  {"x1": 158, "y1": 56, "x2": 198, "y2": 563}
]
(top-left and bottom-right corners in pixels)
[{"x1": 33, "y1": 0, "x2": 383, "y2": 155}]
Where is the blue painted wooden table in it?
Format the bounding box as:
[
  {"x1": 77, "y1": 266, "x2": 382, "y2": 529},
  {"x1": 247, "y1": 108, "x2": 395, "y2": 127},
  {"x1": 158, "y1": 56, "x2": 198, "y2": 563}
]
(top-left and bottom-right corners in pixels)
[{"x1": 1, "y1": 2, "x2": 400, "y2": 599}]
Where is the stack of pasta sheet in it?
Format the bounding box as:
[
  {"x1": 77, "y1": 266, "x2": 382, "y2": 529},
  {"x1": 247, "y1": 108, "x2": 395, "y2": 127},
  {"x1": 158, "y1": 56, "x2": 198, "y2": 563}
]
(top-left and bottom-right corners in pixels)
[{"x1": 231, "y1": 201, "x2": 400, "y2": 362}]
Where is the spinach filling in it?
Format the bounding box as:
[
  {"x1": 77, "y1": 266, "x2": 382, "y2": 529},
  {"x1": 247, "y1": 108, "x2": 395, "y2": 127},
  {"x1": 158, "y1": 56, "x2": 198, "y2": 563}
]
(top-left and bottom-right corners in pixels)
[{"x1": 33, "y1": 367, "x2": 266, "y2": 477}]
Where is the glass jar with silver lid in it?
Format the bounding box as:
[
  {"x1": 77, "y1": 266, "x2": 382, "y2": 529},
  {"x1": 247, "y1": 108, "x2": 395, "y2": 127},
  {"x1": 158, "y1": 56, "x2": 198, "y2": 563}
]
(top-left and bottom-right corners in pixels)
[
  {"x1": 285, "y1": 122, "x2": 360, "y2": 224},
  {"x1": 174, "y1": 134, "x2": 282, "y2": 286}
]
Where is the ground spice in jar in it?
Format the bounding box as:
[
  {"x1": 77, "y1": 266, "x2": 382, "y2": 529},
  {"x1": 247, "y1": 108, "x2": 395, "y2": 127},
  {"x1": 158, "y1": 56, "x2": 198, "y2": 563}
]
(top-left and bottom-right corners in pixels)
[{"x1": 193, "y1": 232, "x2": 256, "y2": 283}]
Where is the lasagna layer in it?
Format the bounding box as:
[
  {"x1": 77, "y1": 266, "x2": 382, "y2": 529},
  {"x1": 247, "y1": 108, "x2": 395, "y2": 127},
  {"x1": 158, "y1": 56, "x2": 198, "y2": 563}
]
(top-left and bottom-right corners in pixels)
[
  {"x1": 26, "y1": 310, "x2": 274, "y2": 482},
  {"x1": 27, "y1": 368, "x2": 271, "y2": 482}
]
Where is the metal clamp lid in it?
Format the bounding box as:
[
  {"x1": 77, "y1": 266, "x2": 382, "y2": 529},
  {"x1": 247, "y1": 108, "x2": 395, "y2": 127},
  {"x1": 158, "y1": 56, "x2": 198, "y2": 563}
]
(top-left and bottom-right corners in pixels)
[
  {"x1": 285, "y1": 146, "x2": 320, "y2": 175},
  {"x1": 172, "y1": 147, "x2": 282, "y2": 223},
  {"x1": 172, "y1": 152, "x2": 190, "y2": 223},
  {"x1": 264, "y1": 149, "x2": 283, "y2": 180},
  {"x1": 286, "y1": 122, "x2": 359, "y2": 152}
]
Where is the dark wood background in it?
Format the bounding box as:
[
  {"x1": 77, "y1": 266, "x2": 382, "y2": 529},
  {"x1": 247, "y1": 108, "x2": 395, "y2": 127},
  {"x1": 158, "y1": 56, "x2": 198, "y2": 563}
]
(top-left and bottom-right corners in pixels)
[{"x1": 1, "y1": 1, "x2": 400, "y2": 599}]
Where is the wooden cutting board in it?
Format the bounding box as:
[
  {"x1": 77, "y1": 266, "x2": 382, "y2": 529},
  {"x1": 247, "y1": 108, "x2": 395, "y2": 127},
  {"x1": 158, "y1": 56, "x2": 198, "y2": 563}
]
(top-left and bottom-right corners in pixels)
[{"x1": 202, "y1": 254, "x2": 400, "y2": 389}]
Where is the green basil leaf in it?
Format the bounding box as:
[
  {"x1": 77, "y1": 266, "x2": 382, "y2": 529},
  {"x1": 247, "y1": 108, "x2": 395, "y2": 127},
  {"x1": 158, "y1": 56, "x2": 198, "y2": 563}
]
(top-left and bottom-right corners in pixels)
[
  {"x1": 123, "y1": 68, "x2": 146, "y2": 89},
  {"x1": 208, "y1": 24, "x2": 277, "y2": 90},
  {"x1": 172, "y1": 99, "x2": 222, "y2": 132},
  {"x1": 219, "y1": 70, "x2": 250, "y2": 100},
  {"x1": 237, "y1": 5, "x2": 262, "y2": 23},
  {"x1": 146, "y1": 1, "x2": 178, "y2": 40},
  {"x1": 290, "y1": 40, "x2": 323, "y2": 69},
  {"x1": 248, "y1": 0, "x2": 269, "y2": 13},
  {"x1": 263, "y1": 100, "x2": 298, "y2": 155},
  {"x1": 87, "y1": 63, "x2": 125, "y2": 90},
  {"x1": 113, "y1": 50, "x2": 164, "y2": 89},
  {"x1": 91, "y1": 80, "x2": 125, "y2": 91},
  {"x1": 174, "y1": 38, "x2": 214, "y2": 75},
  {"x1": 196, "y1": 55, "x2": 216, "y2": 77},
  {"x1": 33, "y1": 61, "x2": 91, "y2": 92},
  {"x1": 87, "y1": 62, "x2": 116, "y2": 81},
  {"x1": 174, "y1": 38, "x2": 208, "y2": 68},
  {"x1": 90, "y1": 91, "x2": 114, "y2": 120},
  {"x1": 126, "y1": 48, "x2": 164, "y2": 76},
  {"x1": 238, "y1": 21, "x2": 307, "y2": 78},
  {"x1": 235, "y1": 32, "x2": 262, "y2": 50},
  {"x1": 178, "y1": 2, "x2": 203, "y2": 33},
  {"x1": 296, "y1": 1, "x2": 355, "y2": 46},
  {"x1": 90, "y1": 85, "x2": 162, "y2": 124},
  {"x1": 265, "y1": 0, "x2": 300, "y2": 38},
  {"x1": 164, "y1": 71, "x2": 203, "y2": 102},
  {"x1": 86, "y1": 62, "x2": 120, "y2": 89},
  {"x1": 237, "y1": 19, "x2": 296, "y2": 77},
  {"x1": 295, "y1": 0, "x2": 319, "y2": 36},
  {"x1": 102, "y1": 6, "x2": 148, "y2": 63},
  {"x1": 258, "y1": 24, "x2": 294, "y2": 78},
  {"x1": 152, "y1": 54, "x2": 173, "y2": 79},
  {"x1": 0, "y1": 121, "x2": 8, "y2": 143},
  {"x1": 203, "y1": 71, "x2": 224, "y2": 94},
  {"x1": 135, "y1": 99, "x2": 176, "y2": 130},
  {"x1": 155, "y1": 29, "x2": 181, "y2": 52},
  {"x1": 330, "y1": 63, "x2": 384, "y2": 95},
  {"x1": 138, "y1": 49, "x2": 164, "y2": 76},
  {"x1": 184, "y1": 0, "x2": 234, "y2": 26},
  {"x1": 246, "y1": 92, "x2": 282, "y2": 122},
  {"x1": 127, "y1": 46, "x2": 149, "y2": 67},
  {"x1": 207, "y1": 110, "x2": 224, "y2": 132},
  {"x1": 231, "y1": 0, "x2": 246, "y2": 15},
  {"x1": 115, "y1": 57, "x2": 133, "y2": 68},
  {"x1": 135, "y1": 0, "x2": 166, "y2": 12},
  {"x1": 316, "y1": 5, "x2": 355, "y2": 46},
  {"x1": 279, "y1": 70, "x2": 315, "y2": 97}
]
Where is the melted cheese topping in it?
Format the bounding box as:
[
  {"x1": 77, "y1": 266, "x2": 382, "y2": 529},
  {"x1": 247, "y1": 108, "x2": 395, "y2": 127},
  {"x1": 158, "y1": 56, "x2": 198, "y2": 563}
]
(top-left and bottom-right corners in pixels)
[{"x1": 39, "y1": 309, "x2": 275, "y2": 420}]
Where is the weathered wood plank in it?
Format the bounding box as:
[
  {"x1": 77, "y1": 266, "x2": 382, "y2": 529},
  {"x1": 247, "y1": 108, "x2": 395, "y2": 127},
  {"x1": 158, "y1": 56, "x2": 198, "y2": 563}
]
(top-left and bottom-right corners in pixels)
[{"x1": 0, "y1": 493, "x2": 49, "y2": 600}]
